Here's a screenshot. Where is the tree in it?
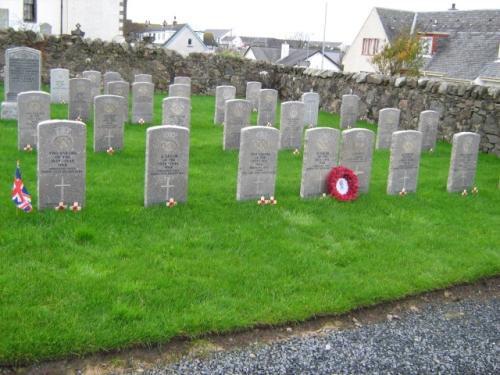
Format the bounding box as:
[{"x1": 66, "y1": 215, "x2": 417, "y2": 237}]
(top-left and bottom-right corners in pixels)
[
  {"x1": 371, "y1": 32, "x2": 424, "y2": 76},
  {"x1": 203, "y1": 32, "x2": 216, "y2": 47},
  {"x1": 288, "y1": 32, "x2": 311, "y2": 49}
]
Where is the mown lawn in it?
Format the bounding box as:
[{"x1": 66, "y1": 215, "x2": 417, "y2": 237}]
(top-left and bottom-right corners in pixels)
[{"x1": 0, "y1": 85, "x2": 499, "y2": 364}]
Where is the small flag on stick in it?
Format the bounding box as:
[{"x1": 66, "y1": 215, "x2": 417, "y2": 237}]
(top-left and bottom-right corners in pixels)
[{"x1": 11, "y1": 161, "x2": 33, "y2": 213}]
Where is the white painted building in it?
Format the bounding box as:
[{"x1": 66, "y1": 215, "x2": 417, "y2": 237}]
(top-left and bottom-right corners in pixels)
[
  {"x1": 162, "y1": 24, "x2": 209, "y2": 56},
  {"x1": 1, "y1": 0, "x2": 126, "y2": 41}
]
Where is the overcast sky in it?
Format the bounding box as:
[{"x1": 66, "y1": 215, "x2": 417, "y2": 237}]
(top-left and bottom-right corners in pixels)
[{"x1": 128, "y1": 0, "x2": 499, "y2": 44}]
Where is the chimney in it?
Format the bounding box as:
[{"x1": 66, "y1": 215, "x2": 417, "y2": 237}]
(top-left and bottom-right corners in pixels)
[
  {"x1": 173, "y1": 16, "x2": 177, "y2": 26},
  {"x1": 449, "y1": 3, "x2": 457, "y2": 10},
  {"x1": 281, "y1": 42, "x2": 290, "y2": 59}
]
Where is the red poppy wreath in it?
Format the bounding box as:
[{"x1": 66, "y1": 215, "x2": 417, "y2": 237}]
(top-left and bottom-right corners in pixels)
[{"x1": 327, "y1": 166, "x2": 359, "y2": 202}]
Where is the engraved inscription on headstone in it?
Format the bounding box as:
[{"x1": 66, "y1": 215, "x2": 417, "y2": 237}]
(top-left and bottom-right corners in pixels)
[
  {"x1": 106, "y1": 80, "x2": 129, "y2": 122},
  {"x1": 447, "y1": 132, "x2": 480, "y2": 192},
  {"x1": 37, "y1": 120, "x2": 86, "y2": 209},
  {"x1": 17, "y1": 91, "x2": 50, "y2": 150},
  {"x1": 82, "y1": 70, "x2": 101, "y2": 99},
  {"x1": 214, "y1": 85, "x2": 236, "y2": 124},
  {"x1": 223, "y1": 99, "x2": 251, "y2": 150},
  {"x1": 340, "y1": 94, "x2": 360, "y2": 129},
  {"x1": 93, "y1": 95, "x2": 126, "y2": 152},
  {"x1": 237, "y1": 126, "x2": 280, "y2": 201},
  {"x1": 301, "y1": 92, "x2": 320, "y2": 128},
  {"x1": 387, "y1": 130, "x2": 423, "y2": 195},
  {"x1": 134, "y1": 74, "x2": 152, "y2": 83},
  {"x1": 339, "y1": 128, "x2": 375, "y2": 192},
  {"x1": 418, "y1": 110, "x2": 439, "y2": 151},
  {"x1": 257, "y1": 89, "x2": 278, "y2": 126},
  {"x1": 132, "y1": 82, "x2": 154, "y2": 123},
  {"x1": 300, "y1": 128, "x2": 340, "y2": 198},
  {"x1": 169, "y1": 84, "x2": 191, "y2": 99},
  {"x1": 144, "y1": 125, "x2": 190, "y2": 206},
  {"x1": 162, "y1": 97, "x2": 191, "y2": 129},
  {"x1": 280, "y1": 101, "x2": 305, "y2": 150},
  {"x1": 69, "y1": 78, "x2": 92, "y2": 121},
  {"x1": 50, "y1": 68, "x2": 69, "y2": 103},
  {"x1": 174, "y1": 76, "x2": 191, "y2": 85},
  {"x1": 246, "y1": 81, "x2": 262, "y2": 111},
  {"x1": 376, "y1": 108, "x2": 400, "y2": 150}
]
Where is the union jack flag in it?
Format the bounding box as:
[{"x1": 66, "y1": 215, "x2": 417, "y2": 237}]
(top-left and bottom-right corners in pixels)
[{"x1": 12, "y1": 163, "x2": 33, "y2": 212}]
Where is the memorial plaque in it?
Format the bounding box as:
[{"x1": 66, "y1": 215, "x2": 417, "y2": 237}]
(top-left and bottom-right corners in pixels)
[
  {"x1": 174, "y1": 76, "x2": 191, "y2": 85},
  {"x1": 417, "y1": 110, "x2": 439, "y2": 151},
  {"x1": 17, "y1": 91, "x2": 50, "y2": 150},
  {"x1": 82, "y1": 70, "x2": 101, "y2": 99},
  {"x1": 447, "y1": 132, "x2": 480, "y2": 192},
  {"x1": 339, "y1": 94, "x2": 360, "y2": 129},
  {"x1": 223, "y1": 99, "x2": 251, "y2": 150},
  {"x1": 162, "y1": 97, "x2": 191, "y2": 129},
  {"x1": 376, "y1": 108, "x2": 400, "y2": 150},
  {"x1": 93, "y1": 95, "x2": 126, "y2": 152},
  {"x1": 214, "y1": 85, "x2": 236, "y2": 124},
  {"x1": 339, "y1": 128, "x2": 375, "y2": 192},
  {"x1": 237, "y1": 126, "x2": 280, "y2": 201},
  {"x1": 301, "y1": 92, "x2": 320, "y2": 128},
  {"x1": 144, "y1": 125, "x2": 190, "y2": 206},
  {"x1": 169, "y1": 83, "x2": 191, "y2": 98},
  {"x1": 132, "y1": 82, "x2": 154, "y2": 123},
  {"x1": 257, "y1": 89, "x2": 278, "y2": 126},
  {"x1": 246, "y1": 81, "x2": 262, "y2": 111},
  {"x1": 50, "y1": 68, "x2": 70, "y2": 103},
  {"x1": 68, "y1": 78, "x2": 92, "y2": 121},
  {"x1": 37, "y1": 120, "x2": 86, "y2": 209},
  {"x1": 300, "y1": 128, "x2": 340, "y2": 198},
  {"x1": 103, "y1": 71, "x2": 122, "y2": 90},
  {"x1": 387, "y1": 130, "x2": 423, "y2": 195},
  {"x1": 280, "y1": 101, "x2": 305, "y2": 150},
  {"x1": 134, "y1": 74, "x2": 152, "y2": 83}
]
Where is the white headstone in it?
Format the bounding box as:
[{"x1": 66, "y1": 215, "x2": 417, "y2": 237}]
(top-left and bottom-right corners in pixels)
[
  {"x1": 376, "y1": 108, "x2": 400, "y2": 150},
  {"x1": 132, "y1": 82, "x2": 154, "y2": 123},
  {"x1": 257, "y1": 89, "x2": 278, "y2": 126},
  {"x1": 279, "y1": 101, "x2": 305, "y2": 150},
  {"x1": 447, "y1": 132, "x2": 481, "y2": 193},
  {"x1": 418, "y1": 110, "x2": 439, "y2": 151},
  {"x1": 17, "y1": 91, "x2": 50, "y2": 150},
  {"x1": 214, "y1": 85, "x2": 236, "y2": 124},
  {"x1": 223, "y1": 99, "x2": 251, "y2": 150},
  {"x1": 68, "y1": 78, "x2": 92, "y2": 121},
  {"x1": 246, "y1": 81, "x2": 262, "y2": 111},
  {"x1": 93, "y1": 95, "x2": 126, "y2": 152},
  {"x1": 301, "y1": 92, "x2": 320, "y2": 128},
  {"x1": 162, "y1": 97, "x2": 191, "y2": 129},
  {"x1": 50, "y1": 68, "x2": 70, "y2": 103},
  {"x1": 339, "y1": 94, "x2": 360, "y2": 129}
]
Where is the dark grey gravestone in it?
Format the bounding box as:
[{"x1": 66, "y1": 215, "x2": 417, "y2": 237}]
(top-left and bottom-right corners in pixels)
[
  {"x1": 82, "y1": 70, "x2": 101, "y2": 99},
  {"x1": 132, "y1": 82, "x2": 154, "y2": 123},
  {"x1": 169, "y1": 83, "x2": 191, "y2": 98},
  {"x1": 418, "y1": 110, "x2": 439, "y2": 151},
  {"x1": 376, "y1": 108, "x2": 400, "y2": 150},
  {"x1": 339, "y1": 128, "x2": 375, "y2": 192},
  {"x1": 144, "y1": 125, "x2": 190, "y2": 206},
  {"x1": 174, "y1": 76, "x2": 191, "y2": 85},
  {"x1": 223, "y1": 99, "x2": 251, "y2": 150},
  {"x1": 1, "y1": 47, "x2": 41, "y2": 119},
  {"x1": 68, "y1": 78, "x2": 92, "y2": 121},
  {"x1": 50, "y1": 68, "x2": 69, "y2": 103},
  {"x1": 103, "y1": 71, "x2": 122, "y2": 90},
  {"x1": 280, "y1": 101, "x2": 305, "y2": 150},
  {"x1": 447, "y1": 132, "x2": 480, "y2": 192},
  {"x1": 17, "y1": 91, "x2": 50, "y2": 150},
  {"x1": 162, "y1": 97, "x2": 191, "y2": 129},
  {"x1": 387, "y1": 130, "x2": 423, "y2": 195},
  {"x1": 237, "y1": 126, "x2": 280, "y2": 201},
  {"x1": 134, "y1": 74, "x2": 152, "y2": 83},
  {"x1": 301, "y1": 92, "x2": 320, "y2": 128},
  {"x1": 37, "y1": 120, "x2": 86, "y2": 210},
  {"x1": 93, "y1": 95, "x2": 125, "y2": 152},
  {"x1": 0, "y1": 9, "x2": 8, "y2": 30},
  {"x1": 300, "y1": 127, "x2": 340, "y2": 198},
  {"x1": 246, "y1": 81, "x2": 262, "y2": 111},
  {"x1": 214, "y1": 85, "x2": 236, "y2": 124},
  {"x1": 257, "y1": 89, "x2": 278, "y2": 126},
  {"x1": 339, "y1": 94, "x2": 360, "y2": 129},
  {"x1": 106, "y1": 80, "x2": 130, "y2": 122}
]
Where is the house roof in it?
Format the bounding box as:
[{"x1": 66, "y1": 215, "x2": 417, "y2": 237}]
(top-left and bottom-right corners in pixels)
[
  {"x1": 124, "y1": 21, "x2": 185, "y2": 34},
  {"x1": 276, "y1": 49, "x2": 312, "y2": 66},
  {"x1": 246, "y1": 46, "x2": 283, "y2": 63},
  {"x1": 162, "y1": 24, "x2": 208, "y2": 50},
  {"x1": 375, "y1": 8, "x2": 416, "y2": 42},
  {"x1": 205, "y1": 29, "x2": 231, "y2": 40},
  {"x1": 479, "y1": 60, "x2": 500, "y2": 80}
]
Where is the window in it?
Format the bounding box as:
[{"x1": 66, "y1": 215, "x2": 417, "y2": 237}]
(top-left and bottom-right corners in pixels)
[
  {"x1": 23, "y1": 0, "x2": 36, "y2": 23},
  {"x1": 361, "y1": 38, "x2": 379, "y2": 56},
  {"x1": 420, "y1": 36, "x2": 433, "y2": 56},
  {"x1": 188, "y1": 38, "x2": 192, "y2": 47}
]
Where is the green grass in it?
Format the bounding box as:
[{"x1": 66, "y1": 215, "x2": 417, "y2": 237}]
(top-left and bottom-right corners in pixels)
[{"x1": 0, "y1": 85, "x2": 499, "y2": 365}]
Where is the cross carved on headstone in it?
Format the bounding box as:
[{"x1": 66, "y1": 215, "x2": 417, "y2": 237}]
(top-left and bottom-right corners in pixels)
[
  {"x1": 55, "y1": 176, "x2": 71, "y2": 202},
  {"x1": 104, "y1": 129, "x2": 114, "y2": 148},
  {"x1": 161, "y1": 177, "x2": 175, "y2": 201},
  {"x1": 400, "y1": 170, "x2": 410, "y2": 190}
]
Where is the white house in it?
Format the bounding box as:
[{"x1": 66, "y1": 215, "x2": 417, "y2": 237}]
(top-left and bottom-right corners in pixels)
[
  {"x1": 162, "y1": 24, "x2": 209, "y2": 56},
  {"x1": 0, "y1": 0, "x2": 126, "y2": 41}
]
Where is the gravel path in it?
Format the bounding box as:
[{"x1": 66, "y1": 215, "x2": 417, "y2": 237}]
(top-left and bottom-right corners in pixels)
[{"x1": 130, "y1": 297, "x2": 499, "y2": 375}]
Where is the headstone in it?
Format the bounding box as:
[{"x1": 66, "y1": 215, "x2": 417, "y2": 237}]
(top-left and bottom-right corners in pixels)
[
  {"x1": 447, "y1": 132, "x2": 480, "y2": 192},
  {"x1": 174, "y1": 76, "x2": 191, "y2": 85},
  {"x1": 68, "y1": 78, "x2": 92, "y2": 121},
  {"x1": 93, "y1": 95, "x2": 126, "y2": 152},
  {"x1": 417, "y1": 110, "x2": 439, "y2": 151},
  {"x1": 387, "y1": 130, "x2": 423, "y2": 195},
  {"x1": 237, "y1": 126, "x2": 280, "y2": 201},
  {"x1": 339, "y1": 94, "x2": 360, "y2": 129},
  {"x1": 214, "y1": 85, "x2": 236, "y2": 124},
  {"x1": 106, "y1": 80, "x2": 130, "y2": 122},
  {"x1": 37, "y1": 120, "x2": 86, "y2": 210},
  {"x1": 376, "y1": 108, "x2": 400, "y2": 150},
  {"x1": 103, "y1": 71, "x2": 122, "y2": 90},
  {"x1": 339, "y1": 128, "x2": 375, "y2": 192},
  {"x1": 162, "y1": 97, "x2": 191, "y2": 129},
  {"x1": 257, "y1": 89, "x2": 278, "y2": 126},
  {"x1": 279, "y1": 101, "x2": 305, "y2": 150},
  {"x1": 134, "y1": 74, "x2": 152, "y2": 83},
  {"x1": 0, "y1": 9, "x2": 8, "y2": 30},
  {"x1": 223, "y1": 99, "x2": 251, "y2": 150},
  {"x1": 169, "y1": 83, "x2": 191, "y2": 98},
  {"x1": 300, "y1": 128, "x2": 341, "y2": 198},
  {"x1": 132, "y1": 82, "x2": 154, "y2": 123},
  {"x1": 144, "y1": 125, "x2": 190, "y2": 207},
  {"x1": 82, "y1": 70, "x2": 101, "y2": 99},
  {"x1": 301, "y1": 92, "x2": 320, "y2": 128},
  {"x1": 17, "y1": 91, "x2": 50, "y2": 150},
  {"x1": 39, "y1": 23, "x2": 52, "y2": 36},
  {"x1": 245, "y1": 81, "x2": 262, "y2": 111},
  {"x1": 50, "y1": 68, "x2": 70, "y2": 103},
  {"x1": 1, "y1": 47, "x2": 41, "y2": 119}
]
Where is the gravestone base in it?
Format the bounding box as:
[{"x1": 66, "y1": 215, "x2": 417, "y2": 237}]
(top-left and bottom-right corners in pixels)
[{"x1": 1, "y1": 102, "x2": 17, "y2": 119}]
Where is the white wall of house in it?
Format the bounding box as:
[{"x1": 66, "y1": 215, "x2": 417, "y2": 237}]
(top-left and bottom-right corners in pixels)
[
  {"x1": 307, "y1": 52, "x2": 341, "y2": 71},
  {"x1": 164, "y1": 26, "x2": 208, "y2": 56},
  {"x1": 244, "y1": 49, "x2": 256, "y2": 60},
  {"x1": 342, "y1": 7, "x2": 388, "y2": 73}
]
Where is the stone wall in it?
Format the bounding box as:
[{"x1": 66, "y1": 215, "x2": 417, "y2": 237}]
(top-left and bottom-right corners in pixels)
[{"x1": 0, "y1": 30, "x2": 499, "y2": 155}]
